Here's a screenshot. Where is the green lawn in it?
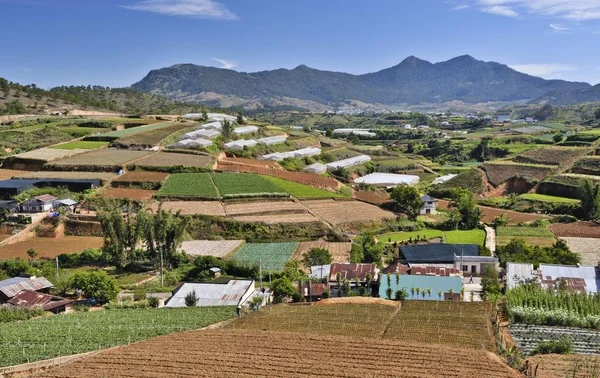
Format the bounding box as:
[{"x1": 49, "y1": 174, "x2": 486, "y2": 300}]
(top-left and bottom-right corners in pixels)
[
  {"x1": 52, "y1": 141, "x2": 110, "y2": 150},
  {"x1": 262, "y1": 176, "x2": 345, "y2": 199},
  {"x1": 496, "y1": 226, "x2": 554, "y2": 238},
  {"x1": 519, "y1": 193, "x2": 580, "y2": 204},
  {"x1": 377, "y1": 229, "x2": 486, "y2": 246}
]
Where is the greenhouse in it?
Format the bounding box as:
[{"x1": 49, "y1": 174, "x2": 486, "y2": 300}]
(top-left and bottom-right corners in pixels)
[
  {"x1": 233, "y1": 125, "x2": 259, "y2": 135},
  {"x1": 262, "y1": 147, "x2": 321, "y2": 161},
  {"x1": 197, "y1": 121, "x2": 222, "y2": 131},
  {"x1": 432, "y1": 174, "x2": 457, "y2": 185},
  {"x1": 179, "y1": 129, "x2": 221, "y2": 140},
  {"x1": 304, "y1": 163, "x2": 327, "y2": 174},
  {"x1": 332, "y1": 128, "x2": 370, "y2": 135},
  {"x1": 354, "y1": 173, "x2": 420, "y2": 187},
  {"x1": 170, "y1": 138, "x2": 213, "y2": 149},
  {"x1": 224, "y1": 139, "x2": 257, "y2": 151},
  {"x1": 257, "y1": 135, "x2": 287, "y2": 146},
  {"x1": 325, "y1": 154, "x2": 371, "y2": 171}
]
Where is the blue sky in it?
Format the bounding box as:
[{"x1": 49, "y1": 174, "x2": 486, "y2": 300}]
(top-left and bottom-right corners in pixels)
[{"x1": 2, "y1": 0, "x2": 600, "y2": 88}]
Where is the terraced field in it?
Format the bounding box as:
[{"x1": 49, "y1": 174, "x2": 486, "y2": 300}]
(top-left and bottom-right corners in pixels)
[
  {"x1": 231, "y1": 242, "x2": 299, "y2": 271},
  {"x1": 292, "y1": 241, "x2": 351, "y2": 264},
  {"x1": 84, "y1": 121, "x2": 179, "y2": 141},
  {"x1": 571, "y1": 156, "x2": 600, "y2": 176},
  {"x1": 16, "y1": 171, "x2": 116, "y2": 181},
  {"x1": 0, "y1": 236, "x2": 104, "y2": 259},
  {"x1": 180, "y1": 240, "x2": 244, "y2": 258},
  {"x1": 528, "y1": 354, "x2": 600, "y2": 378},
  {"x1": 302, "y1": 199, "x2": 396, "y2": 226},
  {"x1": 47, "y1": 149, "x2": 153, "y2": 170},
  {"x1": 483, "y1": 161, "x2": 556, "y2": 186},
  {"x1": 148, "y1": 200, "x2": 226, "y2": 216},
  {"x1": 513, "y1": 147, "x2": 589, "y2": 167},
  {"x1": 130, "y1": 152, "x2": 211, "y2": 169},
  {"x1": 212, "y1": 172, "x2": 284, "y2": 198},
  {"x1": 112, "y1": 122, "x2": 193, "y2": 147},
  {"x1": 156, "y1": 173, "x2": 219, "y2": 199},
  {"x1": 52, "y1": 141, "x2": 109, "y2": 150},
  {"x1": 103, "y1": 187, "x2": 156, "y2": 202},
  {"x1": 496, "y1": 226, "x2": 556, "y2": 247}
]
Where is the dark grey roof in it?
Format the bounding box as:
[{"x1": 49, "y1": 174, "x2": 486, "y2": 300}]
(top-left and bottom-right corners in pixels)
[
  {"x1": 454, "y1": 255, "x2": 498, "y2": 263},
  {"x1": 400, "y1": 244, "x2": 479, "y2": 263},
  {"x1": 420, "y1": 194, "x2": 436, "y2": 202}
]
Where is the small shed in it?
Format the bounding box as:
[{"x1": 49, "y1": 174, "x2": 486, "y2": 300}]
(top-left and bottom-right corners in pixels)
[
  {"x1": 8, "y1": 290, "x2": 73, "y2": 314},
  {"x1": 0, "y1": 276, "x2": 54, "y2": 302},
  {"x1": 420, "y1": 194, "x2": 438, "y2": 215},
  {"x1": 209, "y1": 267, "x2": 221, "y2": 278},
  {"x1": 304, "y1": 163, "x2": 327, "y2": 175},
  {"x1": 224, "y1": 139, "x2": 257, "y2": 151},
  {"x1": 233, "y1": 126, "x2": 259, "y2": 135},
  {"x1": 165, "y1": 280, "x2": 255, "y2": 307},
  {"x1": 506, "y1": 262, "x2": 537, "y2": 290},
  {"x1": 54, "y1": 198, "x2": 78, "y2": 213}
]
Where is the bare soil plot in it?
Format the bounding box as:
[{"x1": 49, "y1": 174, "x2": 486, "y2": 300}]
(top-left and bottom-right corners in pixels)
[
  {"x1": 527, "y1": 354, "x2": 600, "y2": 378},
  {"x1": 224, "y1": 200, "x2": 307, "y2": 216},
  {"x1": 219, "y1": 156, "x2": 280, "y2": 169},
  {"x1": 180, "y1": 240, "x2": 244, "y2": 258},
  {"x1": 293, "y1": 241, "x2": 351, "y2": 264},
  {"x1": 113, "y1": 171, "x2": 168, "y2": 183},
  {"x1": 0, "y1": 236, "x2": 103, "y2": 259},
  {"x1": 16, "y1": 171, "x2": 116, "y2": 182},
  {"x1": 37, "y1": 329, "x2": 519, "y2": 378},
  {"x1": 0, "y1": 169, "x2": 27, "y2": 179},
  {"x1": 129, "y1": 152, "x2": 211, "y2": 168},
  {"x1": 112, "y1": 122, "x2": 192, "y2": 147},
  {"x1": 102, "y1": 187, "x2": 156, "y2": 202},
  {"x1": 233, "y1": 213, "x2": 320, "y2": 224},
  {"x1": 438, "y1": 200, "x2": 547, "y2": 224},
  {"x1": 148, "y1": 201, "x2": 226, "y2": 216},
  {"x1": 48, "y1": 149, "x2": 153, "y2": 170},
  {"x1": 560, "y1": 237, "x2": 600, "y2": 265},
  {"x1": 354, "y1": 190, "x2": 391, "y2": 205},
  {"x1": 550, "y1": 221, "x2": 600, "y2": 238},
  {"x1": 11, "y1": 147, "x2": 89, "y2": 162},
  {"x1": 514, "y1": 147, "x2": 590, "y2": 167},
  {"x1": 483, "y1": 162, "x2": 555, "y2": 186},
  {"x1": 497, "y1": 236, "x2": 556, "y2": 247},
  {"x1": 302, "y1": 199, "x2": 396, "y2": 226}
]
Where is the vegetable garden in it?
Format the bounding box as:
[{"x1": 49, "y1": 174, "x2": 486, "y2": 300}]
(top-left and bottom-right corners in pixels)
[{"x1": 231, "y1": 242, "x2": 299, "y2": 271}]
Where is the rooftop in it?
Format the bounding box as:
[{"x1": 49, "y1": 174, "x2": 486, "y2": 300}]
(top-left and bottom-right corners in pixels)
[
  {"x1": 8, "y1": 290, "x2": 72, "y2": 311},
  {"x1": 354, "y1": 173, "x2": 420, "y2": 187},
  {"x1": 400, "y1": 244, "x2": 479, "y2": 264},
  {"x1": 165, "y1": 280, "x2": 255, "y2": 307},
  {"x1": 539, "y1": 264, "x2": 600, "y2": 294},
  {"x1": 0, "y1": 276, "x2": 54, "y2": 299}
]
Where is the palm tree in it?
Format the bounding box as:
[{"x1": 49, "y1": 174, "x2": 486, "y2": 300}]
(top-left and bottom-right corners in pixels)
[
  {"x1": 410, "y1": 287, "x2": 415, "y2": 299},
  {"x1": 415, "y1": 287, "x2": 421, "y2": 297},
  {"x1": 27, "y1": 249, "x2": 37, "y2": 263},
  {"x1": 438, "y1": 291, "x2": 442, "y2": 300},
  {"x1": 427, "y1": 288, "x2": 432, "y2": 298}
]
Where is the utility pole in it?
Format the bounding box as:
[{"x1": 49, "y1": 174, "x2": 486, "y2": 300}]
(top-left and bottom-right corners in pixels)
[
  {"x1": 259, "y1": 259, "x2": 262, "y2": 289},
  {"x1": 55, "y1": 256, "x2": 59, "y2": 281},
  {"x1": 160, "y1": 247, "x2": 164, "y2": 287}
]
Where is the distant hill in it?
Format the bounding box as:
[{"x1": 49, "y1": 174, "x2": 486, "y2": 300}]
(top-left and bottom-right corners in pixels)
[
  {"x1": 533, "y1": 84, "x2": 600, "y2": 106},
  {"x1": 131, "y1": 55, "x2": 590, "y2": 109}
]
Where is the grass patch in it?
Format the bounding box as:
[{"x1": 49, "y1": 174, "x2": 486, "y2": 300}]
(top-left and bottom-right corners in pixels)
[
  {"x1": 52, "y1": 141, "x2": 109, "y2": 150},
  {"x1": 231, "y1": 242, "x2": 299, "y2": 271},
  {"x1": 378, "y1": 230, "x2": 444, "y2": 243},
  {"x1": 497, "y1": 226, "x2": 554, "y2": 238},
  {"x1": 519, "y1": 193, "x2": 580, "y2": 204},
  {"x1": 445, "y1": 229, "x2": 486, "y2": 245},
  {"x1": 377, "y1": 229, "x2": 485, "y2": 246}
]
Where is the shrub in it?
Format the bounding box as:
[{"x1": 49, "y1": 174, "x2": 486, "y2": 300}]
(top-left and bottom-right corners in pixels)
[
  {"x1": 147, "y1": 296, "x2": 160, "y2": 308},
  {"x1": 71, "y1": 270, "x2": 119, "y2": 304},
  {"x1": 184, "y1": 290, "x2": 197, "y2": 307},
  {"x1": 531, "y1": 335, "x2": 573, "y2": 356}
]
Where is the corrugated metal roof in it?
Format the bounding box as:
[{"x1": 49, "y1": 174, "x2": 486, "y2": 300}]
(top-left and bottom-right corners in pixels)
[
  {"x1": 454, "y1": 255, "x2": 499, "y2": 263},
  {"x1": 329, "y1": 263, "x2": 378, "y2": 282},
  {"x1": 400, "y1": 244, "x2": 479, "y2": 264},
  {"x1": 310, "y1": 264, "x2": 331, "y2": 280},
  {"x1": 506, "y1": 263, "x2": 536, "y2": 290},
  {"x1": 165, "y1": 280, "x2": 255, "y2": 307},
  {"x1": 7, "y1": 290, "x2": 72, "y2": 311},
  {"x1": 539, "y1": 264, "x2": 600, "y2": 294},
  {"x1": 0, "y1": 277, "x2": 54, "y2": 299},
  {"x1": 34, "y1": 194, "x2": 57, "y2": 203},
  {"x1": 55, "y1": 199, "x2": 78, "y2": 206}
]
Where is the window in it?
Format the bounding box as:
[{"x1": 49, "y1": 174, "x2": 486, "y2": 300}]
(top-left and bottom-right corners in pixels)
[{"x1": 462, "y1": 265, "x2": 468, "y2": 272}]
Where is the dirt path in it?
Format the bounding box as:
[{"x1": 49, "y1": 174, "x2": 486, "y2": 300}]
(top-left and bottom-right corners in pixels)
[
  {"x1": 485, "y1": 225, "x2": 496, "y2": 254},
  {"x1": 0, "y1": 213, "x2": 47, "y2": 247}
]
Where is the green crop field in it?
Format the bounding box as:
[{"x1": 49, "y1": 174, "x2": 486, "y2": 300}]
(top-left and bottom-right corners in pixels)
[
  {"x1": 156, "y1": 173, "x2": 219, "y2": 198},
  {"x1": 497, "y1": 226, "x2": 554, "y2": 238},
  {"x1": 231, "y1": 242, "x2": 299, "y2": 271},
  {"x1": 52, "y1": 141, "x2": 110, "y2": 150},
  {"x1": 212, "y1": 173, "x2": 284, "y2": 198},
  {"x1": 84, "y1": 122, "x2": 178, "y2": 141},
  {"x1": 519, "y1": 193, "x2": 580, "y2": 204},
  {"x1": 262, "y1": 176, "x2": 344, "y2": 199},
  {"x1": 377, "y1": 229, "x2": 485, "y2": 246},
  {"x1": 0, "y1": 307, "x2": 234, "y2": 367}
]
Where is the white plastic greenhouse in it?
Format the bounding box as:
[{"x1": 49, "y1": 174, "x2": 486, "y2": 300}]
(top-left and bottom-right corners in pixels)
[
  {"x1": 325, "y1": 155, "x2": 372, "y2": 171},
  {"x1": 432, "y1": 174, "x2": 457, "y2": 185},
  {"x1": 304, "y1": 163, "x2": 327, "y2": 174},
  {"x1": 233, "y1": 126, "x2": 259, "y2": 135},
  {"x1": 224, "y1": 139, "x2": 257, "y2": 151},
  {"x1": 354, "y1": 173, "x2": 420, "y2": 187},
  {"x1": 179, "y1": 129, "x2": 221, "y2": 140},
  {"x1": 170, "y1": 138, "x2": 213, "y2": 149},
  {"x1": 197, "y1": 121, "x2": 223, "y2": 131},
  {"x1": 261, "y1": 147, "x2": 321, "y2": 162},
  {"x1": 257, "y1": 135, "x2": 287, "y2": 146}
]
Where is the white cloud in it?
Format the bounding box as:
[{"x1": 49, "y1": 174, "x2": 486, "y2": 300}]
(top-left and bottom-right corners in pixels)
[
  {"x1": 509, "y1": 63, "x2": 577, "y2": 78},
  {"x1": 452, "y1": 4, "x2": 470, "y2": 10},
  {"x1": 121, "y1": 0, "x2": 238, "y2": 20},
  {"x1": 483, "y1": 5, "x2": 518, "y2": 17},
  {"x1": 211, "y1": 57, "x2": 237, "y2": 69},
  {"x1": 478, "y1": 0, "x2": 600, "y2": 21},
  {"x1": 549, "y1": 23, "x2": 571, "y2": 31}
]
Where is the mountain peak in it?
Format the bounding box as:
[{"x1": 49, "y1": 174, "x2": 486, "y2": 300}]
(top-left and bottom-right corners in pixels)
[{"x1": 399, "y1": 56, "x2": 430, "y2": 66}]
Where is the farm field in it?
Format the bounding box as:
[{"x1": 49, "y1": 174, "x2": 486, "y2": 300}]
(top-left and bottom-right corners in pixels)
[
  {"x1": 156, "y1": 173, "x2": 219, "y2": 199},
  {"x1": 0, "y1": 169, "x2": 27, "y2": 179},
  {"x1": 527, "y1": 354, "x2": 600, "y2": 378},
  {"x1": 112, "y1": 171, "x2": 169, "y2": 185},
  {"x1": 11, "y1": 147, "x2": 89, "y2": 163},
  {"x1": 212, "y1": 172, "x2": 284, "y2": 198},
  {"x1": 354, "y1": 190, "x2": 391, "y2": 205},
  {"x1": 437, "y1": 200, "x2": 547, "y2": 224},
  {"x1": 180, "y1": 240, "x2": 244, "y2": 258},
  {"x1": 510, "y1": 323, "x2": 600, "y2": 356},
  {"x1": 519, "y1": 193, "x2": 580, "y2": 204},
  {"x1": 550, "y1": 221, "x2": 600, "y2": 238},
  {"x1": 103, "y1": 187, "x2": 156, "y2": 202},
  {"x1": 384, "y1": 301, "x2": 495, "y2": 351},
  {"x1": 0, "y1": 307, "x2": 235, "y2": 368},
  {"x1": 513, "y1": 147, "x2": 589, "y2": 167},
  {"x1": 445, "y1": 230, "x2": 486, "y2": 245},
  {"x1": 482, "y1": 161, "x2": 555, "y2": 186},
  {"x1": 293, "y1": 241, "x2": 351, "y2": 264},
  {"x1": 37, "y1": 329, "x2": 519, "y2": 378},
  {"x1": 262, "y1": 176, "x2": 345, "y2": 199},
  {"x1": 52, "y1": 141, "x2": 109, "y2": 150},
  {"x1": 560, "y1": 237, "x2": 600, "y2": 265},
  {"x1": 231, "y1": 242, "x2": 299, "y2": 271},
  {"x1": 84, "y1": 121, "x2": 179, "y2": 141},
  {"x1": 130, "y1": 152, "x2": 211, "y2": 168},
  {"x1": 233, "y1": 213, "x2": 320, "y2": 224},
  {"x1": 496, "y1": 226, "x2": 556, "y2": 247},
  {"x1": 148, "y1": 200, "x2": 225, "y2": 216},
  {"x1": 302, "y1": 199, "x2": 396, "y2": 226},
  {"x1": 218, "y1": 156, "x2": 280, "y2": 169},
  {"x1": 0, "y1": 236, "x2": 103, "y2": 259},
  {"x1": 377, "y1": 229, "x2": 486, "y2": 246},
  {"x1": 48, "y1": 149, "x2": 153, "y2": 169},
  {"x1": 113, "y1": 122, "x2": 192, "y2": 147},
  {"x1": 16, "y1": 171, "x2": 116, "y2": 181},
  {"x1": 571, "y1": 156, "x2": 600, "y2": 176},
  {"x1": 223, "y1": 200, "x2": 307, "y2": 216}
]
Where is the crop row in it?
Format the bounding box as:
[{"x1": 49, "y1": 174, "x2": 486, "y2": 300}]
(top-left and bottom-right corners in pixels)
[
  {"x1": 231, "y1": 242, "x2": 299, "y2": 271},
  {"x1": 510, "y1": 323, "x2": 600, "y2": 355}
]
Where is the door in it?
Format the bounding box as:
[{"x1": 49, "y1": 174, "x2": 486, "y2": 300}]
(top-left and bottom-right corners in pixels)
[{"x1": 471, "y1": 265, "x2": 477, "y2": 275}]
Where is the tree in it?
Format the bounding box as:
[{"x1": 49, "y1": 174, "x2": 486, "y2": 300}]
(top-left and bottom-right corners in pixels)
[
  {"x1": 325, "y1": 129, "x2": 333, "y2": 138},
  {"x1": 481, "y1": 266, "x2": 501, "y2": 300},
  {"x1": 0, "y1": 78, "x2": 9, "y2": 97},
  {"x1": 450, "y1": 189, "x2": 481, "y2": 230},
  {"x1": 271, "y1": 277, "x2": 295, "y2": 303},
  {"x1": 201, "y1": 110, "x2": 208, "y2": 121},
  {"x1": 579, "y1": 180, "x2": 600, "y2": 220},
  {"x1": 26, "y1": 249, "x2": 37, "y2": 263},
  {"x1": 221, "y1": 120, "x2": 234, "y2": 141},
  {"x1": 236, "y1": 111, "x2": 245, "y2": 125},
  {"x1": 395, "y1": 288, "x2": 408, "y2": 300},
  {"x1": 438, "y1": 291, "x2": 442, "y2": 300},
  {"x1": 302, "y1": 248, "x2": 332, "y2": 269},
  {"x1": 553, "y1": 133, "x2": 563, "y2": 144},
  {"x1": 390, "y1": 184, "x2": 423, "y2": 220},
  {"x1": 98, "y1": 202, "x2": 143, "y2": 269},
  {"x1": 595, "y1": 108, "x2": 600, "y2": 121},
  {"x1": 71, "y1": 270, "x2": 119, "y2": 304},
  {"x1": 184, "y1": 290, "x2": 198, "y2": 307}
]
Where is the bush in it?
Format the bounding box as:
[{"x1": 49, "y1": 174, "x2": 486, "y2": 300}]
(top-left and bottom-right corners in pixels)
[
  {"x1": 71, "y1": 270, "x2": 119, "y2": 304},
  {"x1": 531, "y1": 335, "x2": 573, "y2": 356},
  {"x1": 0, "y1": 306, "x2": 44, "y2": 323},
  {"x1": 147, "y1": 296, "x2": 160, "y2": 308},
  {"x1": 184, "y1": 290, "x2": 197, "y2": 307}
]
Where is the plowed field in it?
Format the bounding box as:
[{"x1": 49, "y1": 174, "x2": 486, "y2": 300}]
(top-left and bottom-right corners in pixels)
[
  {"x1": 224, "y1": 201, "x2": 307, "y2": 216},
  {"x1": 131, "y1": 152, "x2": 211, "y2": 168},
  {"x1": 148, "y1": 201, "x2": 225, "y2": 216},
  {"x1": 0, "y1": 169, "x2": 27, "y2": 179},
  {"x1": 219, "y1": 156, "x2": 280, "y2": 169},
  {"x1": 550, "y1": 221, "x2": 600, "y2": 238},
  {"x1": 0, "y1": 236, "x2": 103, "y2": 259},
  {"x1": 38, "y1": 330, "x2": 519, "y2": 378},
  {"x1": 527, "y1": 354, "x2": 600, "y2": 378},
  {"x1": 354, "y1": 190, "x2": 391, "y2": 205},
  {"x1": 232, "y1": 213, "x2": 319, "y2": 224},
  {"x1": 103, "y1": 187, "x2": 156, "y2": 202},
  {"x1": 113, "y1": 171, "x2": 169, "y2": 183},
  {"x1": 302, "y1": 199, "x2": 396, "y2": 226},
  {"x1": 180, "y1": 240, "x2": 244, "y2": 258},
  {"x1": 438, "y1": 200, "x2": 547, "y2": 224},
  {"x1": 293, "y1": 241, "x2": 351, "y2": 264}
]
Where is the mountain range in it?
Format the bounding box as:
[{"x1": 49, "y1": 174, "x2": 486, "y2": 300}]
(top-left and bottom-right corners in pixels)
[{"x1": 131, "y1": 55, "x2": 591, "y2": 110}]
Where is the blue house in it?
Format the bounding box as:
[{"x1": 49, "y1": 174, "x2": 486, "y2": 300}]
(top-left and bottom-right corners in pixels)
[{"x1": 379, "y1": 274, "x2": 462, "y2": 301}]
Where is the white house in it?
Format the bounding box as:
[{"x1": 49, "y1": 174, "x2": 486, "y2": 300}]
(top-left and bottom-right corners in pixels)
[
  {"x1": 420, "y1": 194, "x2": 438, "y2": 215},
  {"x1": 19, "y1": 195, "x2": 56, "y2": 213},
  {"x1": 233, "y1": 126, "x2": 259, "y2": 135},
  {"x1": 454, "y1": 255, "x2": 499, "y2": 277},
  {"x1": 224, "y1": 139, "x2": 257, "y2": 151}
]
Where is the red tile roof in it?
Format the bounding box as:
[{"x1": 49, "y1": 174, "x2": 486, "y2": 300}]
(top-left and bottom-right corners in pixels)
[{"x1": 34, "y1": 194, "x2": 57, "y2": 203}]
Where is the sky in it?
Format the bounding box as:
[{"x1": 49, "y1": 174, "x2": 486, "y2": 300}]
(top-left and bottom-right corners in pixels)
[{"x1": 1, "y1": 0, "x2": 600, "y2": 88}]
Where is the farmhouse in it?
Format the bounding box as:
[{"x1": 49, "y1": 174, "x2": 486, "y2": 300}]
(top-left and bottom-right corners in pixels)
[
  {"x1": 257, "y1": 136, "x2": 287, "y2": 146},
  {"x1": 454, "y1": 255, "x2": 499, "y2": 277},
  {"x1": 0, "y1": 276, "x2": 54, "y2": 302},
  {"x1": 224, "y1": 139, "x2": 257, "y2": 151},
  {"x1": 165, "y1": 280, "x2": 256, "y2": 307},
  {"x1": 20, "y1": 194, "x2": 56, "y2": 213},
  {"x1": 304, "y1": 163, "x2": 327, "y2": 174},
  {"x1": 538, "y1": 264, "x2": 600, "y2": 294},
  {"x1": 325, "y1": 155, "x2": 371, "y2": 172},
  {"x1": 354, "y1": 173, "x2": 420, "y2": 187},
  {"x1": 7, "y1": 290, "x2": 73, "y2": 314},
  {"x1": 400, "y1": 244, "x2": 479, "y2": 264},
  {"x1": 233, "y1": 126, "x2": 259, "y2": 135},
  {"x1": 420, "y1": 194, "x2": 438, "y2": 215},
  {"x1": 379, "y1": 274, "x2": 463, "y2": 301}
]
